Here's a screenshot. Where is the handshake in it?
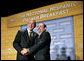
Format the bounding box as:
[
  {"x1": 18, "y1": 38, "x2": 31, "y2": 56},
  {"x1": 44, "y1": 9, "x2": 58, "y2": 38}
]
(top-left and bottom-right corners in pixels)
[{"x1": 20, "y1": 48, "x2": 30, "y2": 55}]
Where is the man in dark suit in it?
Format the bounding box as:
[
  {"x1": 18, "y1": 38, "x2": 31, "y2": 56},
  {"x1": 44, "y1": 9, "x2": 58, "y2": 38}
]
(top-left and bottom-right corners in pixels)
[
  {"x1": 13, "y1": 20, "x2": 38, "y2": 60},
  {"x1": 23, "y1": 23, "x2": 51, "y2": 60}
]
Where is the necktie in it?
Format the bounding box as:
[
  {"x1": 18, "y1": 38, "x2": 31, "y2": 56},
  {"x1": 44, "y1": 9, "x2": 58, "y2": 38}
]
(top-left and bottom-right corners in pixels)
[
  {"x1": 38, "y1": 35, "x2": 40, "y2": 38},
  {"x1": 29, "y1": 32, "x2": 32, "y2": 40}
]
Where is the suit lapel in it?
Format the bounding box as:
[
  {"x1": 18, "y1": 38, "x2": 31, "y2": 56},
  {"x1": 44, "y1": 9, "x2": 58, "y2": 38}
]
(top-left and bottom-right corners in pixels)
[
  {"x1": 36, "y1": 31, "x2": 46, "y2": 43},
  {"x1": 38, "y1": 31, "x2": 45, "y2": 38},
  {"x1": 24, "y1": 29, "x2": 30, "y2": 43}
]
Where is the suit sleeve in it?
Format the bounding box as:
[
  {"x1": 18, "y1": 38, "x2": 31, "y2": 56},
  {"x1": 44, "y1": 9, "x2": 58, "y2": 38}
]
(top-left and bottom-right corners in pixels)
[
  {"x1": 29, "y1": 32, "x2": 51, "y2": 54},
  {"x1": 13, "y1": 30, "x2": 22, "y2": 53}
]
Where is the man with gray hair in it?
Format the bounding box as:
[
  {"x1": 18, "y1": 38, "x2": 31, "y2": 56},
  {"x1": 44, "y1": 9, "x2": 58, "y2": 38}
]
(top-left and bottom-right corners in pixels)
[{"x1": 13, "y1": 20, "x2": 38, "y2": 60}]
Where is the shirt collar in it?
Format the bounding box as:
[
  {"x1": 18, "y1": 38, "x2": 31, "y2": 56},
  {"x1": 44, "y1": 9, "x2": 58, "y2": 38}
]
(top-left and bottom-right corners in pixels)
[
  {"x1": 39, "y1": 31, "x2": 46, "y2": 36},
  {"x1": 27, "y1": 28, "x2": 33, "y2": 33}
]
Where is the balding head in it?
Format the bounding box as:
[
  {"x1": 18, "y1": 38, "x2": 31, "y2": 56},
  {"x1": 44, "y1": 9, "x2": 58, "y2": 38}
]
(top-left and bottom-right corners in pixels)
[{"x1": 37, "y1": 23, "x2": 47, "y2": 33}]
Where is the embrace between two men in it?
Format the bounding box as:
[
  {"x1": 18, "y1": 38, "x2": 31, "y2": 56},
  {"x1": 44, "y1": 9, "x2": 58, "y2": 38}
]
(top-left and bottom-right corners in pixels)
[{"x1": 13, "y1": 20, "x2": 51, "y2": 60}]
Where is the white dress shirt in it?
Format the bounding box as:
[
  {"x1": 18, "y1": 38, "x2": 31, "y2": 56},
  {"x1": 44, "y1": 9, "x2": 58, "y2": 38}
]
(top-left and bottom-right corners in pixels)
[{"x1": 27, "y1": 28, "x2": 33, "y2": 36}]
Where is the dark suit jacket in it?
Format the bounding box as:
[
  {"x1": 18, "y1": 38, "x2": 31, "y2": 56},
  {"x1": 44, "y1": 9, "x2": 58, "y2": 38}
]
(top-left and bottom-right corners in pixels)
[
  {"x1": 29, "y1": 31, "x2": 51, "y2": 60},
  {"x1": 13, "y1": 29, "x2": 38, "y2": 60}
]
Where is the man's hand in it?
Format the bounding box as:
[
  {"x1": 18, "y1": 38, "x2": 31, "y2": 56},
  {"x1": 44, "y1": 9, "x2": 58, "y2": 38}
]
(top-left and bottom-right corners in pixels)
[
  {"x1": 20, "y1": 48, "x2": 28, "y2": 55},
  {"x1": 20, "y1": 48, "x2": 30, "y2": 55}
]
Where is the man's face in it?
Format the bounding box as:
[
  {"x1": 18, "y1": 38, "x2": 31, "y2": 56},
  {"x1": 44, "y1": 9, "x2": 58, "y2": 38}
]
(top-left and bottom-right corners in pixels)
[
  {"x1": 27, "y1": 20, "x2": 35, "y2": 31},
  {"x1": 37, "y1": 23, "x2": 46, "y2": 33}
]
